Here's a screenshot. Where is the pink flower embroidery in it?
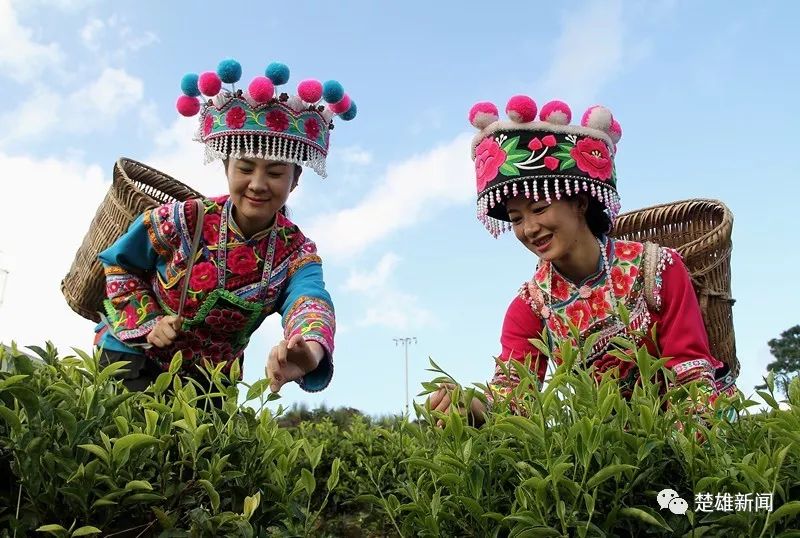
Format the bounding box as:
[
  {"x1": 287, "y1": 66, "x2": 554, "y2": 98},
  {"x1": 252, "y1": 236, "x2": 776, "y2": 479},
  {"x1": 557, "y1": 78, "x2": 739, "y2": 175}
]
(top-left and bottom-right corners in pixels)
[
  {"x1": 203, "y1": 115, "x2": 214, "y2": 136},
  {"x1": 190, "y1": 261, "x2": 217, "y2": 293},
  {"x1": 551, "y1": 273, "x2": 571, "y2": 301},
  {"x1": 160, "y1": 222, "x2": 175, "y2": 237},
  {"x1": 528, "y1": 137, "x2": 543, "y2": 151},
  {"x1": 565, "y1": 300, "x2": 592, "y2": 331},
  {"x1": 547, "y1": 314, "x2": 569, "y2": 338},
  {"x1": 202, "y1": 213, "x2": 221, "y2": 244},
  {"x1": 228, "y1": 245, "x2": 258, "y2": 276},
  {"x1": 157, "y1": 205, "x2": 170, "y2": 218},
  {"x1": 108, "y1": 282, "x2": 120, "y2": 294},
  {"x1": 542, "y1": 135, "x2": 557, "y2": 147},
  {"x1": 570, "y1": 137, "x2": 612, "y2": 180},
  {"x1": 266, "y1": 110, "x2": 289, "y2": 132},
  {"x1": 304, "y1": 117, "x2": 320, "y2": 141},
  {"x1": 544, "y1": 156, "x2": 559, "y2": 170},
  {"x1": 206, "y1": 308, "x2": 247, "y2": 334},
  {"x1": 225, "y1": 106, "x2": 246, "y2": 129},
  {"x1": 616, "y1": 241, "x2": 643, "y2": 262},
  {"x1": 589, "y1": 287, "x2": 611, "y2": 318},
  {"x1": 123, "y1": 305, "x2": 138, "y2": 329},
  {"x1": 611, "y1": 266, "x2": 635, "y2": 297},
  {"x1": 474, "y1": 137, "x2": 506, "y2": 192}
]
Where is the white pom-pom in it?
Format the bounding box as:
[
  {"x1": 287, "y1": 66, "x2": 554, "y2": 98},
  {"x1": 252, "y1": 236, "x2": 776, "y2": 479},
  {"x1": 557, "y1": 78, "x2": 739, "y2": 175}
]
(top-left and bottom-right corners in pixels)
[
  {"x1": 582, "y1": 105, "x2": 613, "y2": 131},
  {"x1": 286, "y1": 95, "x2": 305, "y2": 113}
]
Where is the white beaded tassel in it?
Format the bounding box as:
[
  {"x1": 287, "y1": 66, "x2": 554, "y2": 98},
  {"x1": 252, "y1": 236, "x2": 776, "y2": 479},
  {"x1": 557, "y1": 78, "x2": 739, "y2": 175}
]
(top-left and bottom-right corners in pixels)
[
  {"x1": 544, "y1": 178, "x2": 551, "y2": 203},
  {"x1": 555, "y1": 178, "x2": 561, "y2": 200},
  {"x1": 524, "y1": 180, "x2": 530, "y2": 198}
]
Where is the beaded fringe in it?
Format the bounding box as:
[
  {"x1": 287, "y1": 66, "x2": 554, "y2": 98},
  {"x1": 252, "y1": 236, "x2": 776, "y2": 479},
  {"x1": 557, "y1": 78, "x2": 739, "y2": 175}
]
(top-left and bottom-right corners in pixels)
[
  {"x1": 202, "y1": 134, "x2": 328, "y2": 178},
  {"x1": 478, "y1": 178, "x2": 621, "y2": 238}
]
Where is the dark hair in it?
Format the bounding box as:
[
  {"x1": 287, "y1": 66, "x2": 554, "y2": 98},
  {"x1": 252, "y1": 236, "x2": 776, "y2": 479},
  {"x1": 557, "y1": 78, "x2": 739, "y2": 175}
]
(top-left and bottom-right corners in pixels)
[{"x1": 584, "y1": 195, "x2": 612, "y2": 238}]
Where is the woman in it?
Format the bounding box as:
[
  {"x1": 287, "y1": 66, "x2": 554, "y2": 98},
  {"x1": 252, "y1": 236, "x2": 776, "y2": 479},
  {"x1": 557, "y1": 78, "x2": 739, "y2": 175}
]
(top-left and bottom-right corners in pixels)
[
  {"x1": 94, "y1": 59, "x2": 357, "y2": 393},
  {"x1": 430, "y1": 96, "x2": 737, "y2": 423}
]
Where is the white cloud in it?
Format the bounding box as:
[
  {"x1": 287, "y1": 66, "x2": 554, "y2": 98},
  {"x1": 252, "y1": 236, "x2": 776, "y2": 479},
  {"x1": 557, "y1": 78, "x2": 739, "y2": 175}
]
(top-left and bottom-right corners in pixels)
[
  {"x1": 80, "y1": 14, "x2": 158, "y2": 57},
  {"x1": 0, "y1": 153, "x2": 107, "y2": 354},
  {"x1": 0, "y1": 68, "x2": 145, "y2": 145},
  {"x1": 12, "y1": 0, "x2": 98, "y2": 10},
  {"x1": 306, "y1": 133, "x2": 474, "y2": 260},
  {"x1": 538, "y1": 0, "x2": 626, "y2": 104},
  {"x1": 0, "y1": 0, "x2": 63, "y2": 82},
  {"x1": 338, "y1": 146, "x2": 372, "y2": 166},
  {"x1": 344, "y1": 253, "x2": 399, "y2": 293},
  {"x1": 340, "y1": 253, "x2": 435, "y2": 331}
]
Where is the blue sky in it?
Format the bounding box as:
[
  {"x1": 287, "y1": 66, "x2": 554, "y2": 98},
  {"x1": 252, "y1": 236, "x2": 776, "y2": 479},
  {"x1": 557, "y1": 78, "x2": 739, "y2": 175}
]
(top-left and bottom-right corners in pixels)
[{"x1": 0, "y1": 0, "x2": 797, "y2": 416}]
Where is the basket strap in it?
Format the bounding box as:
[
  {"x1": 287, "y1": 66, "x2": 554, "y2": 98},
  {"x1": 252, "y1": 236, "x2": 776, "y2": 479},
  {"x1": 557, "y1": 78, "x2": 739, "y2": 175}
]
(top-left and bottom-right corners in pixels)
[
  {"x1": 178, "y1": 199, "x2": 204, "y2": 319},
  {"x1": 642, "y1": 241, "x2": 660, "y2": 312}
]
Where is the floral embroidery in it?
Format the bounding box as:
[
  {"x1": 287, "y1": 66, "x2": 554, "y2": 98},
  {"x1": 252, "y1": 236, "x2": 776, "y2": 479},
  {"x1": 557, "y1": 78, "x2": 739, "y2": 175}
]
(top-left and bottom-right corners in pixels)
[
  {"x1": 203, "y1": 115, "x2": 214, "y2": 136},
  {"x1": 588, "y1": 286, "x2": 611, "y2": 318},
  {"x1": 304, "y1": 117, "x2": 320, "y2": 141},
  {"x1": 206, "y1": 308, "x2": 247, "y2": 333},
  {"x1": 611, "y1": 265, "x2": 637, "y2": 297},
  {"x1": 225, "y1": 106, "x2": 246, "y2": 129},
  {"x1": 616, "y1": 241, "x2": 643, "y2": 262},
  {"x1": 475, "y1": 137, "x2": 506, "y2": 191},
  {"x1": 569, "y1": 137, "x2": 612, "y2": 180},
  {"x1": 266, "y1": 110, "x2": 289, "y2": 132},
  {"x1": 202, "y1": 213, "x2": 221, "y2": 244},
  {"x1": 190, "y1": 261, "x2": 217, "y2": 292},
  {"x1": 551, "y1": 273, "x2": 571, "y2": 301},
  {"x1": 228, "y1": 245, "x2": 258, "y2": 276},
  {"x1": 565, "y1": 299, "x2": 592, "y2": 331}
]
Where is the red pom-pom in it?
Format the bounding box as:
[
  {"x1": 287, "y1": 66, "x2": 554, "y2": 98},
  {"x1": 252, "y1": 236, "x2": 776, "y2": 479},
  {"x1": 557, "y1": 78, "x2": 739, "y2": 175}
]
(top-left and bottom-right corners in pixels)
[
  {"x1": 198, "y1": 71, "x2": 222, "y2": 96},
  {"x1": 469, "y1": 102, "x2": 499, "y2": 129},
  {"x1": 329, "y1": 94, "x2": 352, "y2": 114},
  {"x1": 506, "y1": 95, "x2": 537, "y2": 123},
  {"x1": 540, "y1": 100, "x2": 572, "y2": 125},
  {"x1": 298, "y1": 79, "x2": 323, "y2": 103},
  {"x1": 176, "y1": 95, "x2": 200, "y2": 117},
  {"x1": 248, "y1": 76, "x2": 275, "y2": 103},
  {"x1": 581, "y1": 105, "x2": 613, "y2": 131},
  {"x1": 608, "y1": 119, "x2": 622, "y2": 143}
]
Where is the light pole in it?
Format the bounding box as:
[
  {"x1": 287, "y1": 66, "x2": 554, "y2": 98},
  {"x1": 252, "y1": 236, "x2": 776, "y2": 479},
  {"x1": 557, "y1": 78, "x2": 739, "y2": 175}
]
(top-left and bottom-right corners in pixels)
[{"x1": 393, "y1": 337, "x2": 417, "y2": 417}]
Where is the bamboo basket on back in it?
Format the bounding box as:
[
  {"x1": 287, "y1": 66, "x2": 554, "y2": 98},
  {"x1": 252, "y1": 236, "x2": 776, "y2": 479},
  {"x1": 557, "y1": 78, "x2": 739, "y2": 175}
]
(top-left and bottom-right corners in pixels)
[
  {"x1": 61, "y1": 158, "x2": 203, "y2": 323},
  {"x1": 612, "y1": 199, "x2": 739, "y2": 377}
]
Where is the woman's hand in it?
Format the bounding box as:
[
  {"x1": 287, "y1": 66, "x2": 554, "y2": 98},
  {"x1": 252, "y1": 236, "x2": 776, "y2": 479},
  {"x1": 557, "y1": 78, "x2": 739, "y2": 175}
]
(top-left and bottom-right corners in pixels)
[
  {"x1": 427, "y1": 383, "x2": 487, "y2": 427},
  {"x1": 146, "y1": 316, "x2": 182, "y2": 348},
  {"x1": 265, "y1": 334, "x2": 324, "y2": 393}
]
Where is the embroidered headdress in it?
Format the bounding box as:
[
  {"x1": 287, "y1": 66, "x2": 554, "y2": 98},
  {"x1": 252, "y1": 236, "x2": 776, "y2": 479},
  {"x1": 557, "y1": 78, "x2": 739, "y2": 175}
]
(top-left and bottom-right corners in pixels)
[
  {"x1": 469, "y1": 96, "x2": 622, "y2": 237},
  {"x1": 176, "y1": 58, "x2": 357, "y2": 178}
]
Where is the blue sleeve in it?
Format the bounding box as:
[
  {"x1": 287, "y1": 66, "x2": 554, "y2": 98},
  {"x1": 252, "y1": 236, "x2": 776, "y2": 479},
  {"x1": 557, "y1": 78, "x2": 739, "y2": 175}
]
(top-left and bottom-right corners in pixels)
[{"x1": 278, "y1": 260, "x2": 336, "y2": 392}]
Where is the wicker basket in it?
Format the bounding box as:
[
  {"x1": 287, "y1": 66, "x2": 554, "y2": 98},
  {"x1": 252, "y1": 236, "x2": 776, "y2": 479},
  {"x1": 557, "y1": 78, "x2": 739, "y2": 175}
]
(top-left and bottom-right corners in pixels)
[
  {"x1": 61, "y1": 158, "x2": 203, "y2": 322},
  {"x1": 612, "y1": 199, "x2": 738, "y2": 376}
]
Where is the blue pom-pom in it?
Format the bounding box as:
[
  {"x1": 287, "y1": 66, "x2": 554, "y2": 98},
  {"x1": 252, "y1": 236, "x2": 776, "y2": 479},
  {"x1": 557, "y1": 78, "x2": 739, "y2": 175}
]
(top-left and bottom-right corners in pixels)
[
  {"x1": 265, "y1": 62, "x2": 290, "y2": 85},
  {"x1": 181, "y1": 73, "x2": 200, "y2": 97},
  {"x1": 322, "y1": 80, "x2": 344, "y2": 104},
  {"x1": 340, "y1": 100, "x2": 357, "y2": 121},
  {"x1": 217, "y1": 59, "x2": 242, "y2": 84}
]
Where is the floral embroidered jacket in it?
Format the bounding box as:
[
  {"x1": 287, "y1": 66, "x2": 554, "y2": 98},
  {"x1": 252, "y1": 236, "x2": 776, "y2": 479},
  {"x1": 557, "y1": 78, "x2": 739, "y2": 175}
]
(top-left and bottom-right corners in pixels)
[
  {"x1": 94, "y1": 195, "x2": 335, "y2": 392},
  {"x1": 491, "y1": 238, "x2": 737, "y2": 405}
]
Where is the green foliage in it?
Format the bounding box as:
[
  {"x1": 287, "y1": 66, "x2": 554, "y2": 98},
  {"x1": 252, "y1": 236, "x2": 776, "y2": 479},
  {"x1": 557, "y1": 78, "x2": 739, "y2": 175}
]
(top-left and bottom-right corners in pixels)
[
  {"x1": 0, "y1": 339, "x2": 798, "y2": 537},
  {"x1": 757, "y1": 325, "x2": 800, "y2": 396}
]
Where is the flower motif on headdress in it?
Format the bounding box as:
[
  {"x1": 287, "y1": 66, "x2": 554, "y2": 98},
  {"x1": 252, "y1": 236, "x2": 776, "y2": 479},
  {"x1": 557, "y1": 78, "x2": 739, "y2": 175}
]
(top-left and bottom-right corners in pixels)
[
  {"x1": 304, "y1": 117, "x2": 320, "y2": 141},
  {"x1": 203, "y1": 115, "x2": 214, "y2": 136},
  {"x1": 570, "y1": 138, "x2": 612, "y2": 180},
  {"x1": 225, "y1": 106, "x2": 246, "y2": 129},
  {"x1": 266, "y1": 110, "x2": 289, "y2": 132},
  {"x1": 474, "y1": 137, "x2": 506, "y2": 192}
]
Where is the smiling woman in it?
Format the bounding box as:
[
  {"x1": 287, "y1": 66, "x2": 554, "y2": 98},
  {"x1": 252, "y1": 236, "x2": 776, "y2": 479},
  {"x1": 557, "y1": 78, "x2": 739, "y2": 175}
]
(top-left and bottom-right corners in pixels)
[
  {"x1": 429, "y1": 95, "x2": 739, "y2": 431},
  {"x1": 92, "y1": 58, "x2": 358, "y2": 394}
]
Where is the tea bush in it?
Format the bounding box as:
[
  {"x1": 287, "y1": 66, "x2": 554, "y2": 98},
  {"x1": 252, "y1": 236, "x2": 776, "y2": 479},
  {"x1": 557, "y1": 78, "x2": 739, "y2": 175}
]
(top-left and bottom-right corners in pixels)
[{"x1": 0, "y1": 337, "x2": 798, "y2": 537}]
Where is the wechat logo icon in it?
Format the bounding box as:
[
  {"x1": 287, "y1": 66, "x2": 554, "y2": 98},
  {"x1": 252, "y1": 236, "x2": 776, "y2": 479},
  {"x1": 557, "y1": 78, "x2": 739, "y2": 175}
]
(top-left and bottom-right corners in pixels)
[{"x1": 657, "y1": 488, "x2": 688, "y2": 515}]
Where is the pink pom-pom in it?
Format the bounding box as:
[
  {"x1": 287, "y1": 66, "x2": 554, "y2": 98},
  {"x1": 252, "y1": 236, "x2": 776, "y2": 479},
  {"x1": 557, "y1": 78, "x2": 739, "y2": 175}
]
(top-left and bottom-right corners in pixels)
[
  {"x1": 505, "y1": 95, "x2": 537, "y2": 123},
  {"x1": 329, "y1": 94, "x2": 352, "y2": 114},
  {"x1": 198, "y1": 71, "x2": 222, "y2": 96},
  {"x1": 298, "y1": 79, "x2": 323, "y2": 103},
  {"x1": 469, "y1": 102, "x2": 499, "y2": 129},
  {"x1": 248, "y1": 76, "x2": 275, "y2": 103},
  {"x1": 540, "y1": 100, "x2": 572, "y2": 125},
  {"x1": 608, "y1": 119, "x2": 622, "y2": 143},
  {"x1": 581, "y1": 105, "x2": 613, "y2": 131},
  {"x1": 176, "y1": 95, "x2": 200, "y2": 117}
]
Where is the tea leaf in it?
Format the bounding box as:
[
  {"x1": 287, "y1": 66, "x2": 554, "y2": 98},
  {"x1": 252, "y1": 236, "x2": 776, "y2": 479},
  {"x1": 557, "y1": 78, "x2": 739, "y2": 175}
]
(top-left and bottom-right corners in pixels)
[
  {"x1": 586, "y1": 464, "x2": 637, "y2": 489},
  {"x1": 198, "y1": 479, "x2": 221, "y2": 513},
  {"x1": 243, "y1": 491, "x2": 261, "y2": 520},
  {"x1": 300, "y1": 468, "x2": 316, "y2": 496},
  {"x1": 618, "y1": 506, "x2": 672, "y2": 531},
  {"x1": 71, "y1": 526, "x2": 102, "y2": 537}
]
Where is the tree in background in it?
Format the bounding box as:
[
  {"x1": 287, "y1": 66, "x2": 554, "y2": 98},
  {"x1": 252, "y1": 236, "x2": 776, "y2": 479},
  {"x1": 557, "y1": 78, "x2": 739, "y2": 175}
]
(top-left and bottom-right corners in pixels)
[{"x1": 757, "y1": 325, "x2": 800, "y2": 396}]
